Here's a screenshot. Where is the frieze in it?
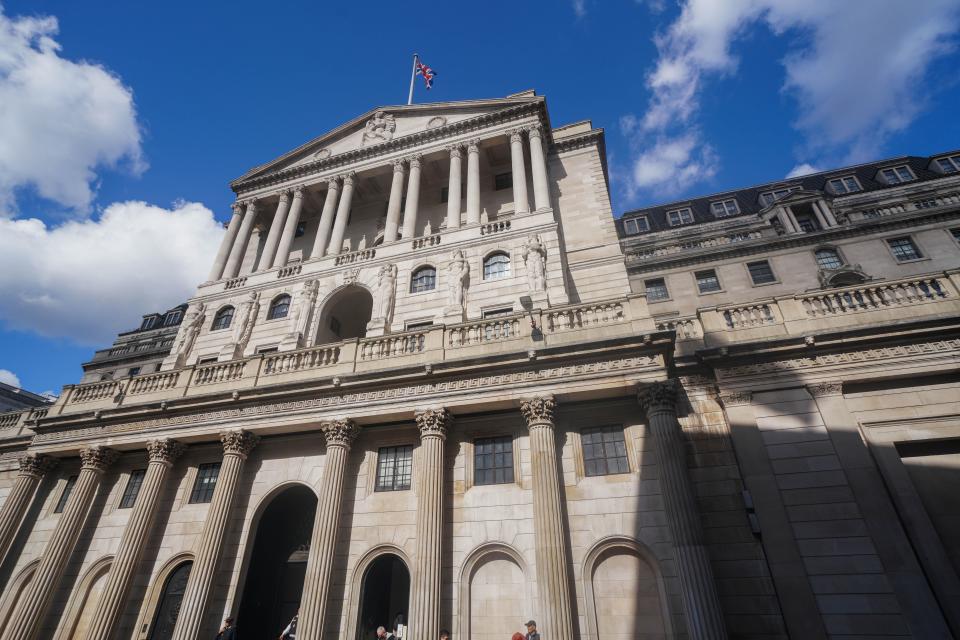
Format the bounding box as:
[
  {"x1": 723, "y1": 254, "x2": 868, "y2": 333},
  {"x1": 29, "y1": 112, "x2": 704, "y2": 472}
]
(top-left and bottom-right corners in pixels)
[
  {"x1": 807, "y1": 382, "x2": 843, "y2": 397},
  {"x1": 718, "y1": 392, "x2": 752, "y2": 407}
]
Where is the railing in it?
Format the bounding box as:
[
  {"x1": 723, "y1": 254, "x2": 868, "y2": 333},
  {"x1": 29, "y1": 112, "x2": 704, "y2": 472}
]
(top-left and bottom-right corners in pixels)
[
  {"x1": 629, "y1": 230, "x2": 764, "y2": 260},
  {"x1": 481, "y1": 220, "x2": 511, "y2": 235},
  {"x1": 546, "y1": 302, "x2": 625, "y2": 332},
  {"x1": 276, "y1": 264, "x2": 302, "y2": 279},
  {"x1": 263, "y1": 345, "x2": 340, "y2": 374},
  {"x1": 359, "y1": 332, "x2": 426, "y2": 360},
  {"x1": 412, "y1": 235, "x2": 441, "y2": 250},
  {"x1": 655, "y1": 316, "x2": 701, "y2": 340},
  {"x1": 71, "y1": 380, "x2": 121, "y2": 403},
  {"x1": 334, "y1": 249, "x2": 376, "y2": 266},
  {"x1": 799, "y1": 276, "x2": 949, "y2": 317},
  {"x1": 193, "y1": 361, "x2": 246, "y2": 385},
  {"x1": 447, "y1": 318, "x2": 520, "y2": 347},
  {"x1": 0, "y1": 411, "x2": 22, "y2": 429},
  {"x1": 128, "y1": 371, "x2": 180, "y2": 395},
  {"x1": 722, "y1": 304, "x2": 776, "y2": 329},
  {"x1": 224, "y1": 276, "x2": 247, "y2": 290}
]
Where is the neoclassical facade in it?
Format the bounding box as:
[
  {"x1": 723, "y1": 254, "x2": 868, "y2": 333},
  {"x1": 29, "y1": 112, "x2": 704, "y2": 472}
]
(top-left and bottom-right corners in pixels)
[{"x1": 0, "y1": 93, "x2": 957, "y2": 640}]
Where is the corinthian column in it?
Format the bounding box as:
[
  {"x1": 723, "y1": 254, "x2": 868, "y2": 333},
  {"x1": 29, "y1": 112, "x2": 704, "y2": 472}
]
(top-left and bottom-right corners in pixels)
[
  {"x1": 298, "y1": 419, "x2": 360, "y2": 640},
  {"x1": 171, "y1": 430, "x2": 259, "y2": 640},
  {"x1": 519, "y1": 396, "x2": 574, "y2": 640},
  {"x1": 257, "y1": 192, "x2": 291, "y2": 271},
  {"x1": 208, "y1": 204, "x2": 243, "y2": 281},
  {"x1": 223, "y1": 200, "x2": 258, "y2": 279},
  {"x1": 1, "y1": 446, "x2": 117, "y2": 640},
  {"x1": 638, "y1": 381, "x2": 727, "y2": 640},
  {"x1": 466, "y1": 140, "x2": 481, "y2": 225},
  {"x1": 509, "y1": 129, "x2": 530, "y2": 214},
  {"x1": 527, "y1": 124, "x2": 550, "y2": 210},
  {"x1": 401, "y1": 155, "x2": 422, "y2": 240},
  {"x1": 327, "y1": 173, "x2": 355, "y2": 255},
  {"x1": 446, "y1": 145, "x2": 463, "y2": 230},
  {"x1": 274, "y1": 187, "x2": 305, "y2": 268},
  {"x1": 408, "y1": 407, "x2": 450, "y2": 640},
  {"x1": 85, "y1": 439, "x2": 185, "y2": 640},
  {"x1": 0, "y1": 454, "x2": 57, "y2": 567},
  {"x1": 384, "y1": 160, "x2": 406, "y2": 243},
  {"x1": 311, "y1": 178, "x2": 341, "y2": 259}
]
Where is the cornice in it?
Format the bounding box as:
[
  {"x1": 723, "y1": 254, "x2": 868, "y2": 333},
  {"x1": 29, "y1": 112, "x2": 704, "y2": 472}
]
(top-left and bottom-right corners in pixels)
[{"x1": 551, "y1": 128, "x2": 604, "y2": 153}]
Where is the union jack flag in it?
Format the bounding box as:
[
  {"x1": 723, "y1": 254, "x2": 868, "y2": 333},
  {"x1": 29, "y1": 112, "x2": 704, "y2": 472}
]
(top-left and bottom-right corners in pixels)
[{"x1": 415, "y1": 59, "x2": 436, "y2": 89}]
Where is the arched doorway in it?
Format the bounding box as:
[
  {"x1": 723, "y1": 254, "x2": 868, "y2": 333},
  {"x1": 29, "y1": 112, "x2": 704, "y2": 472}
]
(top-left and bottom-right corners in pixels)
[
  {"x1": 316, "y1": 285, "x2": 373, "y2": 344},
  {"x1": 149, "y1": 561, "x2": 192, "y2": 640},
  {"x1": 238, "y1": 485, "x2": 317, "y2": 639},
  {"x1": 357, "y1": 554, "x2": 410, "y2": 640}
]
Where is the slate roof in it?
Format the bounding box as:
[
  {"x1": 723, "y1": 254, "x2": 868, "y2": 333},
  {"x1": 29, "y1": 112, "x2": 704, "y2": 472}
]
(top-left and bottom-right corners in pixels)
[{"x1": 617, "y1": 150, "x2": 960, "y2": 238}]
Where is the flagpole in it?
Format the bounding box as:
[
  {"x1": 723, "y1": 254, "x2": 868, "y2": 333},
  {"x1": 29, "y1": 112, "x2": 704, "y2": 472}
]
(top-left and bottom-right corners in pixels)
[{"x1": 407, "y1": 53, "x2": 419, "y2": 105}]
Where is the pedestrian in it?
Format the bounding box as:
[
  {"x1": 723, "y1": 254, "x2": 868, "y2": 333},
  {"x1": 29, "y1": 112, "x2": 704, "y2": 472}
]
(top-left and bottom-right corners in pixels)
[
  {"x1": 524, "y1": 620, "x2": 540, "y2": 640},
  {"x1": 216, "y1": 617, "x2": 237, "y2": 640},
  {"x1": 439, "y1": 629, "x2": 450, "y2": 640},
  {"x1": 377, "y1": 625, "x2": 396, "y2": 640},
  {"x1": 279, "y1": 609, "x2": 298, "y2": 639},
  {"x1": 512, "y1": 633, "x2": 525, "y2": 640}
]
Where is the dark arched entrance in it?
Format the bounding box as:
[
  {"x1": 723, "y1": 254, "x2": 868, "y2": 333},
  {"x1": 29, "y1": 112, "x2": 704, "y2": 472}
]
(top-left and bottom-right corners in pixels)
[
  {"x1": 238, "y1": 485, "x2": 317, "y2": 638},
  {"x1": 317, "y1": 285, "x2": 374, "y2": 344},
  {"x1": 358, "y1": 554, "x2": 410, "y2": 639},
  {"x1": 149, "y1": 561, "x2": 192, "y2": 640}
]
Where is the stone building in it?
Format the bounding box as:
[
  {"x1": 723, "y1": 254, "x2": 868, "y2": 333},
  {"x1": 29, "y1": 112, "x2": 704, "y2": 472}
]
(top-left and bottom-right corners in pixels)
[
  {"x1": 0, "y1": 383, "x2": 50, "y2": 414},
  {"x1": 0, "y1": 91, "x2": 956, "y2": 640}
]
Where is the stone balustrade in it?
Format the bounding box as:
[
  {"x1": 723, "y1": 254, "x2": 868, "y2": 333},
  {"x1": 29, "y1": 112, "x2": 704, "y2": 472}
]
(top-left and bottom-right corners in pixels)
[
  {"x1": 545, "y1": 301, "x2": 625, "y2": 332},
  {"x1": 128, "y1": 372, "x2": 180, "y2": 396},
  {"x1": 193, "y1": 361, "x2": 246, "y2": 386},
  {"x1": 224, "y1": 276, "x2": 247, "y2": 290},
  {"x1": 276, "y1": 264, "x2": 302, "y2": 279},
  {"x1": 333, "y1": 248, "x2": 376, "y2": 266},
  {"x1": 70, "y1": 380, "x2": 122, "y2": 404},
  {"x1": 655, "y1": 316, "x2": 701, "y2": 340},
  {"x1": 358, "y1": 331, "x2": 426, "y2": 360},
  {"x1": 480, "y1": 220, "x2": 511, "y2": 235},
  {"x1": 799, "y1": 276, "x2": 949, "y2": 317},
  {"x1": 262, "y1": 345, "x2": 340, "y2": 375},
  {"x1": 0, "y1": 411, "x2": 21, "y2": 430},
  {"x1": 627, "y1": 229, "x2": 764, "y2": 261},
  {"x1": 412, "y1": 234, "x2": 441, "y2": 250},
  {"x1": 722, "y1": 303, "x2": 777, "y2": 329},
  {"x1": 447, "y1": 317, "x2": 521, "y2": 347}
]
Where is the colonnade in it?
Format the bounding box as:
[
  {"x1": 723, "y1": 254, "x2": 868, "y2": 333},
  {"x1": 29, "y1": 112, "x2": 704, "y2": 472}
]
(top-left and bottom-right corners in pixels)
[
  {"x1": 0, "y1": 380, "x2": 727, "y2": 639},
  {"x1": 207, "y1": 124, "x2": 552, "y2": 281}
]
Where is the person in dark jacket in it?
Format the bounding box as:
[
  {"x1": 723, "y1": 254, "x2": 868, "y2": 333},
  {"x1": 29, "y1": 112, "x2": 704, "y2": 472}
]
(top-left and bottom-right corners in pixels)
[
  {"x1": 524, "y1": 620, "x2": 540, "y2": 640},
  {"x1": 216, "y1": 617, "x2": 237, "y2": 640}
]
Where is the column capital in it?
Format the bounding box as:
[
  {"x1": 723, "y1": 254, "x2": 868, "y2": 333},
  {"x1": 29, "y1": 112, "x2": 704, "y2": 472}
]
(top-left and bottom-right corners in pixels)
[
  {"x1": 80, "y1": 445, "x2": 118, "y2": 474},
  {"x1": 147, "y1": 438, "x2": 186, "y2": 467},
  {"x1": 244, "y1": 199, "x2": 259, "y2": 212},
  {"x1": 321, "y1": 418, "x2": 360, "y2": 449},
  {"x1": 18, "y1": 453, "x2": 57, "y2": 478},
  {"x1": 220, "y1": 429, "x2": 259, "y2": 459},
  {"x1": 718, "y1": 391, "x2": 752, "y2": 407},
  {"x1": 510, "y1": 129, "x2": 524, "y2": 144},
  {"x1": 277, "y1": 190, "x2": 291, "y2": 204},
  {"x1": 467, "y1": 139, "x2": 480, "y2": 154},
  {"x1": 447, "y1": 144, "x2": 463, "y2": 158},
  {"x1": 326, "y1": 176, "x2": 342, "y2": 190},
  {"x1": 292, "y1": 186, "x2": 305, "y2": 199},
  {"x1": 637, "y1": 380, "x2": 678, "y2": 415},
  {"x1": 392, "y1": 159, "x2": 406, "y2": 173},
  {"x1": 231, "y1": 202, "x2": 243, "y2": 215},
  {"x1": 408, "y1": 154, "x2": 423, "y2": 168},
  {"x1": 415, "y1": 407, "x2": 451, "y2": 440},
  {"x1": 520, "y1": 395, "x2": 556, "y2": 429},
  {"x1": 341, "y1": 171, "x2": 357, "y2": 186},
  {"x1": 527, "y1": 122, "x2": 544, "y2": 140},
  {"x1": 807, "y1": 381, "x2": 843, "y2": 397}
]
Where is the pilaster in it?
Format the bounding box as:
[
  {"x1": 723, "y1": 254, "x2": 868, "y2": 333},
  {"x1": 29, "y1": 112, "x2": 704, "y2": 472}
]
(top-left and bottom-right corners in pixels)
[{"x1": 0, "y1": 454, "x2": 57, "y2": 566}]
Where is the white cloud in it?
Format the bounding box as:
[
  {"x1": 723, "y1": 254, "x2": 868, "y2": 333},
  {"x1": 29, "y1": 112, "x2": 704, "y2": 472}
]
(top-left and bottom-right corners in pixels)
[
  {"x1": 572, "y1": 0, "x2": 586, "y2": 17},
  {"x1": 629, "y1": 133, "x2": 718, "y2": 197},
  {"x1": 0, "y1": 201, "x2": 224, "y2": 345},
  {"x1": 786, "y1": 163, "x2": 821, "y2": 178},
  {"x1": 0, "y1": 7, "x2": 144, "y2": 214},
  {"x1": 621, "y1": 0, "x2": 960, "y2": 199},
  {"x1": 0, "y1": 369, "x2": 20, "y2": 387}
]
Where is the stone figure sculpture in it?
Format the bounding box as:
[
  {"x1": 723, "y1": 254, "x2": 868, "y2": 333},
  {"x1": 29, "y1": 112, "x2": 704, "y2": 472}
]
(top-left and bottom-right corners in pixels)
[
  {"x1": 521, "y1": 234, "x2": 547, "y2": 292},
  {"x1": 362, "y1": 110, "x2": 396, "y2": 145},
  {"x1": 288, "y1": 280, "x2": 319, "y2": 346},
  {"x1": 173, "y1": 303, "x2": 205, "y2": 362},
  {"x1": 376, "y1": 264, "x2": 398, "y2": 325},
  {"x1": 447, "y1": 250, "x2": 469, "y2": 307},
  {"x1": 232, "y1": 292, "x2": 261, "y2": 354}
]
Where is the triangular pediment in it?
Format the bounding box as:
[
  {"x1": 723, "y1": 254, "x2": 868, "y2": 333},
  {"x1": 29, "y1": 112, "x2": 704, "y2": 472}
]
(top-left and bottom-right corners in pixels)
[{"x1": 233, "y1": 95, "x2": 544, "y2": 186}]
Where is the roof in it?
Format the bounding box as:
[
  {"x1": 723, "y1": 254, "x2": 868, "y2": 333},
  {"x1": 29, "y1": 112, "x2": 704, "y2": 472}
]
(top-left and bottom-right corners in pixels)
[
  {"x1": 617, "y1": 150, "x2": 960, "y2": 237},
  {"x1": 0, "y1": 381, "x2": 52, "y2": 406}
]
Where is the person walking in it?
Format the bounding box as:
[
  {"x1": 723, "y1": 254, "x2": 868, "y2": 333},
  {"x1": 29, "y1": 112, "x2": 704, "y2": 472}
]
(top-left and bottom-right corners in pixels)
[
  {"x1": 215, "y1": 617, "x2": 237, "y2": 640},
  {"x1": 376, "y1": 625, "x2": 396, "y2": 640},
  {"x1": 279, "y1": 610, "x2": 298, "y2": 639},
  {"x1": 512, "y1": 633, "x2": 525, "y2": 640},
  {"x1": 524, "y1": 620, "x2": 540, "y2": 640}
]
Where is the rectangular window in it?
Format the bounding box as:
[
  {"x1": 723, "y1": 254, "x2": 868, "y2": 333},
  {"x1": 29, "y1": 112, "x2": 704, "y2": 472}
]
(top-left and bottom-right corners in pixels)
[
  {"x1": 623, "y1": 217, "x2": 650, "y2": 235},
  {"x1": 951, "y1": 228, "x2": 960, "y2": 244},
  {"x1": 140, "y1": 316, "x2": 158, "y2": 331},
  {"x1": 759, "y1": 187, "x2": 799, "y2": 208},
  {"x1": 695, "y1": 269, "x2": 721, "y2": 294},
  {"x1": 710, "y1": 199, "x2": 740, "y2": 217},
  {"x1": 581, "y1": 426, "x2": 630, "y2": 477},
  {"x1": 440, "y1": 186, "x2": 449, "y2": 203},
  {"x1": 880, "y1": 165, "x2": 914, "y2": 184},
  {"x1": 828, "y1": 176, "x2": 861, "y2": 194},
  {"x1": 887, "y1": 236, "x2": 923, "y2": 262},
  {"x1": 256, "y1": 346, "x2": 278, "y2": 354},
  {"x1": 375, "y1": 445, "x2": 413, "y2": 492},
  {"x1": 494, "y1": 172, "x2": 512, "y2": 191},
  {"x1": 794, "y1": 212, "x2": 822, "y2": 232},
  {"x1": 54, "y1": 475, "x2": 78, "y2": 513},
  {"x1": 474, "y1": 436, "x2": 515, "y2": 485},
  {"x1": 644, "y1": 278, "x2": 669, "y2": 301},
  {"x1": 189, "y1": 462, "x2": 221, "y2": 504},
  {"x1": 747, "y1": 260, "x2": 777, "y2": 285},
  {"x1": 197, "y1": 356, "x2": 217, "y2": 365},
  {"x1": 405, "y1": 320, "x2": 434, "y2": 330},
  {"x1": 666, "y1": 208, "x2": 694, "y2": 226},
  {"x1": 119, "y1": 469, "x2": 146, "y2": 509},
  {"x1": 163, "y1": 310, "x2": 182, "y2": 327},
  {"x1": 935, "y1": 155, "x2": 960, "y2": 174},
  {"x1": 330, "y1": 317, "x2": 342, "y2": 337},
  {"x1": 128, "y1": 367, "x2": 141, "y2": 376}
]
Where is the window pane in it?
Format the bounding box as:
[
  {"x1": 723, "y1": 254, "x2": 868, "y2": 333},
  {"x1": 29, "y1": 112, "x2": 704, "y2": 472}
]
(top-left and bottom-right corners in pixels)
[
  {"x1": 644, "y1": 278, "x2": 669, "y2": 301},
  {"x1": 212, "y1": 307, "x2": 234, "y2": 330},
  {"x1": 747, "y1": 261, "x2": 776, "y2": 284},
  {"x1": 695, "y1": 270, "x2": 721, "y2": 293},
  {"x1": 410, "y1": 267, "x2": 437, "y2": 293},
  {"x1": 474, "y1": 436, "x2": 514, "y2": 485},
  {"x1": 624, "y1": 219, "x2": 639, "y2": 234},
  {"x1": 189, "y1": 462, "x2": 221, "y2": 504},
  {"x1": 896, "y1": 166, "x2": 913, "y2": 181},
  {"x1": 54, "y1": 475, "x2": 78, "y2": 513},
  {"x1": 843, "y1": 177, "x2": 860, "y2": 192},
  {"x1": 119, "y1": 469, "x2": 146, "y2": 509},
  {"x1": 815, "y1": 249, "x2": 843, "y2": 270},
  {"x1": 375, "y1": 445, "x2": 414, "y2": 491},
  {"x1": 887, "y1": 237, "x2": 922, "y2": 261},
  {"x1": 268, "y1": 295, "x2": 291, "y2": 320},
  {"x1": 581, "y1": 426, "x2": 629, "y2": 477},
  {"x1": 483, "y1": 254, "x2": 511, "y2": 280}
]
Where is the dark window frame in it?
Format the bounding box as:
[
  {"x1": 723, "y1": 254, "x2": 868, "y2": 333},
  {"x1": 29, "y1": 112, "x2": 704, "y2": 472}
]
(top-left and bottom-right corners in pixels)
[
  {"x1": 119, "y1": 469, "x2": 146, "y2": 509},
  {"x1": 581, "y1": 426, "x2": 630, "y2": 477},
  {"x1": 887, "y1": 236, "x2": 923, "y2": 262},
  {"x1": 747, "y1": 260, "x2": 777, "y2": 285},
  {"x1": 483, "y1": 253, "x2": 511, "y2": 280},
  {"x1": 189, "y1": 462, "x2": 221, "y2": 504},
  {"x1": 494, "y1": 172, "x2": 513, "y2": 191},
  {"x1": 54, "y1": 475, "x2": 78, "y2": 513},
  {"x1": 695, "y1": 269, "x2": 722, "y2": 294},
  {"x1": 474, "y1": 435, "x2": 515, "y2": 486},
  {"x1": 267, "y1": 295, "x2": 292, "y2": 320},
  {"x1": 410, "y1": 266, "x2": 437, "y2": 293},
  {"x1": 815, "y1": 247, "x2": 844, "y2": 270},
  {"x1": 375, "y1": 445, "x2": 414, "y2": 492},
  {"x1": 644, "y1": 278, "x2": 670, "y2": 301},
  {"x1": 211, "y1": 306, "x2": 235, "y2": 331}
]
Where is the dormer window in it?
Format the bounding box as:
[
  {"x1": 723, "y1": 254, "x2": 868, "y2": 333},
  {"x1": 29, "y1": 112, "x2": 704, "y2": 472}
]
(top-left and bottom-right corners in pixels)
[
  {"x1": 827, "y1": 176, "x2": 861, "y2": 195},
  {"x1": 879, "y1": 165, "x2": 914, "y2": 185},
  {"x1": 710, "y1": 199, "x2": 740, "y2": 218},
  {"x1": 759, "y1": 187, "x2": 799, "y2": 208},
  {"x1": 623, "y1": 217, "x2": 650, "y2": 235},
  {"x1": 162, "y1": 310, "x2": 183, "y2": 327},
  {"x1": 934, "y1": 155, "x2": 960, "y2": 174},
  {"x1": 666, "y1": 208, "x2": 693, "y2": 226},
  {"x1": 140, "y1": 316, "x2": 158, "y2": 331}
]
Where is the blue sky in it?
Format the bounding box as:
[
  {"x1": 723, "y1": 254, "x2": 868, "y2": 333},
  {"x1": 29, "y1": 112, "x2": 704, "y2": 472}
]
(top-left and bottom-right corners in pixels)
[{"x1": 1, "y1": 0, "x2": 959, "y2": 395}]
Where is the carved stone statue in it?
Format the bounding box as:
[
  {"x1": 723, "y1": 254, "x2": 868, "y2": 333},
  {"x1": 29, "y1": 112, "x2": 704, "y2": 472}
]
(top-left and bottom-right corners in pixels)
[
  {"x1": 361, "y1": 110, "x2": 396, "y2": 146},
  {"x1": 424, "y1": 220, "x2": 432, "y2": 236},
  {"x1": 447, "y1": 250, "x2": 469, "y2": 307},
  {"x1": 287, "y1": 280, "x2": 319, "y2": 346},
  {"x1": 521, "y1": 234, "x2": 547, "y2": 292},
  {"x1": 232, "y1": 291, "x2": 260, "y2": 354},
  {"x1": 357, "y1": 234, "x2": 367, "y2": 250},
  {"x1": 375, "y1": 264, "x2": 398, "y2": 326},
  {"x1": 173, "y1": 303, "x2": 205, "y2": 363}
]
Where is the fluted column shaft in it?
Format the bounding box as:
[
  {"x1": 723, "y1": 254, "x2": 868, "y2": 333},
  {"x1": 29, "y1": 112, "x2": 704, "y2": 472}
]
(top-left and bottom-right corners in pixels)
[
  {"x1": 527, "y1": 125, "x2": 550, "y2": 210},
  {"x1": 274, "y1": 187, "x2": 305, "y2": 268},
  {"x1": 520, "y1": 397, "x2": 574, "y2": 640},
  {"x1": 384, "y1": 161, "x2": 406, "y2": 243},
  {"x1": 0, "y1": 454, "x2": 57, "y2": 567},
  {"x1": 257, "y1": 193, "x2": 291, "y2": 271},
  {"x1": 311, "y1": 179, "x2": 341, "y2": 259},
  {"x1": 1, "y1": 447, "x2": 117, "y2": 640},
  {"x1": 223, "y1": 201, "x2": 258, "y2": 279},
  {"x1": 401, "y1": 156, "x2": 422, "y2": 240},
  {"x1": 446, "y1": 146, "x2": 463, "y2": 230},
  {"x1": 327, "y1": 173, "x2": 355, "y2": 255},
  {"x1": 208, "y1": 205, "x2": 243, "y2": 281},
  {"x1": 85, "y1": 440, "x2": 185, "y2": 640},
  {"x1": 408, "y1": 408, "x2": 449, "y2": 640},
  {"x1": 298, "y1": 420, "x2": 359, "y2": 640},
  {"x1": 509, "y1": 130, "x2": 530, "y2": 214},
  {"x1": 171, "y1": 430, "x2": 259, "y2": 640},
  {"x1": 639, "y1": 381, "x2": 727, "y2": 640},
  {"x1": 466, "y1": 140, "x2": 481, "y2": 225}
]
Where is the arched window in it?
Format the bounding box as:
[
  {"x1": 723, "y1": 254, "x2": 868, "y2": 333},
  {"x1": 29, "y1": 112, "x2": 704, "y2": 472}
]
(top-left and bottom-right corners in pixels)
[
  {"x1": 268, "y1": 294, "x2": 292, "y2": 320},
  {"x1": 483, "y1": 253, "x2": 511, "y2": 280},
  {"x1": 211, "y1": 306, "x2": 235, "y2": 331},
  {"x1": 815, "y1": 248, "x2": 844, "y2": 270},
  {"x1": 410, "y1": 266, "x2": 437, "y2": 293},
  {"x1": 150, "y1": 561, "x2": 192, "y2": 640}
]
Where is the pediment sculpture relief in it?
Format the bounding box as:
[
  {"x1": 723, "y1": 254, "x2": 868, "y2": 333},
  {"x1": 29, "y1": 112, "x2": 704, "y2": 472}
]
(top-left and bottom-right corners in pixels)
[{"x1": 362, "y1": 110, "x2": 396, "y2": 146}]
